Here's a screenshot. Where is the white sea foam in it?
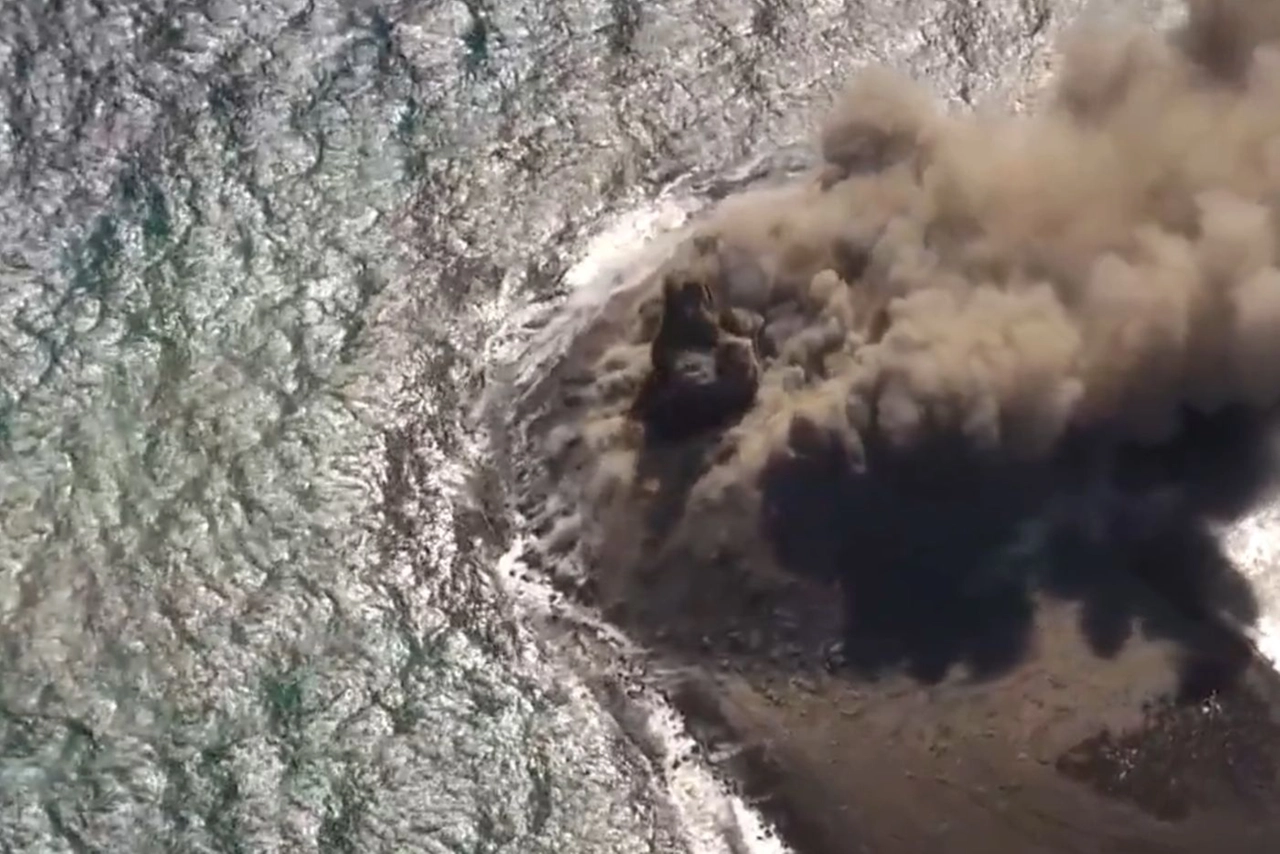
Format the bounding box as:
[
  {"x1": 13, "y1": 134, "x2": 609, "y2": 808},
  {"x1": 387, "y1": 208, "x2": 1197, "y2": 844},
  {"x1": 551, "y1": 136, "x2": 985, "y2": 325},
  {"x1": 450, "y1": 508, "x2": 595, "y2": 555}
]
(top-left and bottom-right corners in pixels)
[
  {"x1": 1216, "y1": 482, "x2": 1280, "y2": 669},
  {"x1": 493, "y1": 533, "x2": 792, "y2": 854}
]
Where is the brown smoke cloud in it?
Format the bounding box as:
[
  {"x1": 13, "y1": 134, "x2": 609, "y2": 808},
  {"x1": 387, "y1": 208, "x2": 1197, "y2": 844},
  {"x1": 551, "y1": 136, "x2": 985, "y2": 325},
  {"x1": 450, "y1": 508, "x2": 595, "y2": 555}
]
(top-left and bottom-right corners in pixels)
[{"x1": 569, "y1": 0, "x2": 1280, "y2": 503}]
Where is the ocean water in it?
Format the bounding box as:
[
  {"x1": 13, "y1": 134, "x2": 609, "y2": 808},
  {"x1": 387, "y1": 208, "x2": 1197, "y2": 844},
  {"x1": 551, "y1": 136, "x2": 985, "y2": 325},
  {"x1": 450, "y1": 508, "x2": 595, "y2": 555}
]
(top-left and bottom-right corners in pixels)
[{"x1": 0, "y1": 0, "x2": 1228, "y2": 852}]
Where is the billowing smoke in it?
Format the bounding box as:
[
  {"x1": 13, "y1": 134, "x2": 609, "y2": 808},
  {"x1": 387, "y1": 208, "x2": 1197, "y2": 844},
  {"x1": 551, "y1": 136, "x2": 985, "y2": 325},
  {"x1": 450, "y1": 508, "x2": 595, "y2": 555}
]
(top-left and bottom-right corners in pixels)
[{"x1": 557, "y1": 0, "x2": 1280, "y2": 540}]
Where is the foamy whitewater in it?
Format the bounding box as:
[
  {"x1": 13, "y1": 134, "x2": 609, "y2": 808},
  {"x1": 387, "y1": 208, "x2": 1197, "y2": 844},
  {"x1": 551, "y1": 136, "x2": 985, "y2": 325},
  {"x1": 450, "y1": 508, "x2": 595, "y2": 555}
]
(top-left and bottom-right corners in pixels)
[{"x1": 1218, "y1": 503, "x2": 1280, "y2": 665}]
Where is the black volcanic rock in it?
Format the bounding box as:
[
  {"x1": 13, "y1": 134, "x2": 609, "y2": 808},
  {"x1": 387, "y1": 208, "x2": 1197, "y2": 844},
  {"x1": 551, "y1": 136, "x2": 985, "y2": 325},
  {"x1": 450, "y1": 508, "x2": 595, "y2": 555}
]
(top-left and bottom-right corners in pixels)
[{"x1": 633, "y1": 270, "x2": 760, "y2": 440}]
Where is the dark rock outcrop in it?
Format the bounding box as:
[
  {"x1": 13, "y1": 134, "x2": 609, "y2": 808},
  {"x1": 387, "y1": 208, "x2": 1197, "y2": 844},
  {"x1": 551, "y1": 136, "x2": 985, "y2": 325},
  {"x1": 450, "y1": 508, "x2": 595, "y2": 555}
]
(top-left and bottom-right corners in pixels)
[{"x1": 632, "y1": 263, "x2": 761, "y2": 441}]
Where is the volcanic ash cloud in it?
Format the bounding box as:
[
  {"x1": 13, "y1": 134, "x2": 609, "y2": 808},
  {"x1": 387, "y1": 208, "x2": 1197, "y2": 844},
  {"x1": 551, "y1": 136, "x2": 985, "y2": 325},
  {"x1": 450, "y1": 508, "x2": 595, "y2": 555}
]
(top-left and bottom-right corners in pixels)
[{"x1": 568, "y1": 0, "x2": 1280, "y2": 517}]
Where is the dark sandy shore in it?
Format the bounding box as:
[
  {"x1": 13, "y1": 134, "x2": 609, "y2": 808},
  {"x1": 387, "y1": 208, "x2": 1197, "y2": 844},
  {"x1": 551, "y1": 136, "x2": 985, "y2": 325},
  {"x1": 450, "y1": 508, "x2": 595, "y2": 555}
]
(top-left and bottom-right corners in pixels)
[
  {"x1": 668, "y1": 596, "x2": 1280, "y2": 854},
  {"x1": 509, "y1": 253, "x2": 1280, "y2": 854}
]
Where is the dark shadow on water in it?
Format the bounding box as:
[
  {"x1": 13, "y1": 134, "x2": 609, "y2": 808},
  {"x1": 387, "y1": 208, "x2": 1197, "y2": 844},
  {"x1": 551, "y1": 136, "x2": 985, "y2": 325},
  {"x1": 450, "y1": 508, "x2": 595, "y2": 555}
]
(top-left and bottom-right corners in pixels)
[{"x1": 758, "y1": 405, "x2": 1272, "y2": 692}]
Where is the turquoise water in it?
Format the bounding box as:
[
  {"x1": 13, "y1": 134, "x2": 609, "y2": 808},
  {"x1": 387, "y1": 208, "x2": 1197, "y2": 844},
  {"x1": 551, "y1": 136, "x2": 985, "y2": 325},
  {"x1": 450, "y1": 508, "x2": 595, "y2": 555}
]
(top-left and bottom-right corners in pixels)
[
  {"x1": 0, "y1": 0, "x2": 1091, "y2": 850},
  {"x1": 0, "y1": 2, "x2": 678, "y2": 849}
]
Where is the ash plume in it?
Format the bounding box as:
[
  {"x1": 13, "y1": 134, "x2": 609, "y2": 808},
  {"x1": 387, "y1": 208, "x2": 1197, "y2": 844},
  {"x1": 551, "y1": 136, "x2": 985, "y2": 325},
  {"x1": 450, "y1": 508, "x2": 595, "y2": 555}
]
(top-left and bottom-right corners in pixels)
[
  {"x1": 593, "y1": 0, "x2": 1280, "y2": 470},
  {"x1": 525, "y1": 0, "x2": 1280, "y2": 595}
]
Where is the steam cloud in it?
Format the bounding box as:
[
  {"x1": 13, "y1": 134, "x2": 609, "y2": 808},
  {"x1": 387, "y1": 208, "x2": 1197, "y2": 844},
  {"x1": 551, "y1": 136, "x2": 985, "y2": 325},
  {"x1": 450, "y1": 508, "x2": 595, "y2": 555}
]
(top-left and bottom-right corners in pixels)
[{"x1": 574, "y1": 0, "x2": 1280, "y2": 496}]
